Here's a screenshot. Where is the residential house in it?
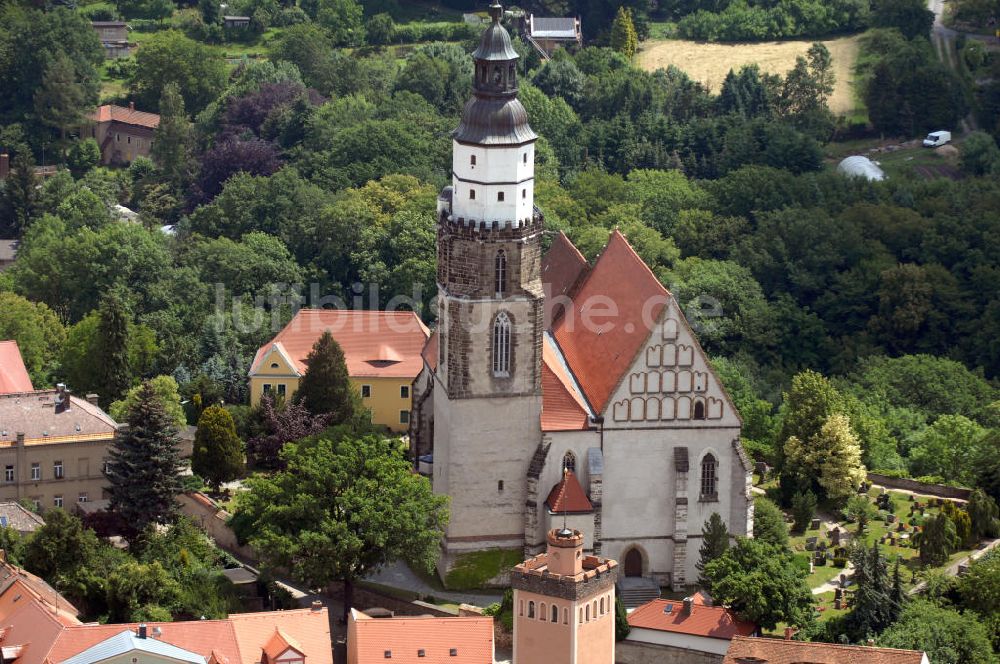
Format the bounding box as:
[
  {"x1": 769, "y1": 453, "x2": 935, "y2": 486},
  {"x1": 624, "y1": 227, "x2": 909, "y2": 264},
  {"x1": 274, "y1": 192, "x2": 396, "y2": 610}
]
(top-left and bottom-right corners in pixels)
[
  {"x1": 0, "y1": 341, "x2": 33, "y2": 394},
  {"x1": 0, "y1": 239, "x2": 17, "y2": 271},
  {"x1": 248, "y1": 309, "x2": 430, "y2": 433},
  {"x1": 723, "y1": 636, "x2": 929, "y2": 664},
  {"x1": 525, "y1": 14, "x2": 581, "y2": 59},
  {"x1": 85, "y1": 103, "x2": 160, "y2": 165},
  {"x1": 0, "y1": 383, "x2": 118, "y2": 511},
  {"x1": 347, "y1": 609, "x2": 494, "y2": 664},
  {"x1": 223, "y1": 15, "x2": 251, "y2": 28},
  {"x1": 0, "y1": 555, "x2": 334, "y2": 664},
  {"x1": 0, "y1": 501, "x2": 45, "y2": 534},
  {"x1": 622, "y1": 595, "x2": 757, "y2": 663},
  {"x1": 90, "y1": 21, "x2": 134, "y2": 58}
]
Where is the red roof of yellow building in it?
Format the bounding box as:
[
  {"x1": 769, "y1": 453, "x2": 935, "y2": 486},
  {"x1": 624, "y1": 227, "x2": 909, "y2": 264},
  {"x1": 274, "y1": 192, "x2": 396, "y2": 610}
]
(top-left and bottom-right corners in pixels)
[
  {"x1": 250, "y1": 309, "x2": 430, "y2": 379},
  {"x1": 0, "y1": 341, "x2": 33, "y2": 394}
]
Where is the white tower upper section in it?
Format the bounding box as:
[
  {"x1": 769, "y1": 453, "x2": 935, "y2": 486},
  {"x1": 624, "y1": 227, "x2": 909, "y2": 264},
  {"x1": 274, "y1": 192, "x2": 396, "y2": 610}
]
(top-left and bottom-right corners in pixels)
[{"x1": 445, "y1": 3, "x2": 537, "y2": 228}]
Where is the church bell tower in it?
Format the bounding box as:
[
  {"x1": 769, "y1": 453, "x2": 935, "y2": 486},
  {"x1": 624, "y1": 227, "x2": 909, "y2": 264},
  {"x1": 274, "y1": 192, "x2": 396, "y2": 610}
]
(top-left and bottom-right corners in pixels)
[{"x1": 432, "y1": 2, "x2": 545, "y2": 565}]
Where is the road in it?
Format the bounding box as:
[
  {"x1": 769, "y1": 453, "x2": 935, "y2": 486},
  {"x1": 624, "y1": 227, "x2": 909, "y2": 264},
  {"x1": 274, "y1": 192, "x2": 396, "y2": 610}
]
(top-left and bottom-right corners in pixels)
[{"x1": 908, "y1": 537, "x2": 1000, "y2": 595}]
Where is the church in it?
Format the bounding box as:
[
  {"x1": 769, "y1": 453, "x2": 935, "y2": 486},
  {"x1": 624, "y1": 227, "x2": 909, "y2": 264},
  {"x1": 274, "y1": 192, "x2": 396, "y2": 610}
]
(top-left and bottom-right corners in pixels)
[{"x1": 410, "y1": 3, "x2": 754, "y2": 592}]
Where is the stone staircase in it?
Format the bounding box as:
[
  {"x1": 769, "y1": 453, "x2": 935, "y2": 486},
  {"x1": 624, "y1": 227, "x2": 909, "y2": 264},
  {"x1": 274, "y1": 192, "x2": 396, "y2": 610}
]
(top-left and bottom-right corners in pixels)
[{"x1": 617, "y1": 578, "x2": 661, "y2": 609}]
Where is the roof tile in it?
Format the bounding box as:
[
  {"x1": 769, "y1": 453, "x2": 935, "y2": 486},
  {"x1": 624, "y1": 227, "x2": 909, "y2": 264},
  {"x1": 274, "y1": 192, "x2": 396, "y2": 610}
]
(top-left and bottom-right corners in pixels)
[
  {"x1": 349, "y1": 610, "x2": 493, "y2": 664},
  {"x1": 91, "y1": 104, "x2": 160, "y2": 129},
  {"x1": 724, "y1": 636, "x2": 926, "y2": 664},
  {"x1": 545, "y1": 469, "x2": 593, "y2": 513},
  {"x1": 0, "y1": 341, "x2": 33, "y2": 394},
  {"x1": 628, "y1": 599, "x2": 756, "y2": 641}
]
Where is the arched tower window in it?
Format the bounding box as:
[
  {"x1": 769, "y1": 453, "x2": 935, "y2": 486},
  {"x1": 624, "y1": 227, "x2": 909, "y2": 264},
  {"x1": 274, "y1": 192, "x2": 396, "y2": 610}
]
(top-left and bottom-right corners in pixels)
[
  {"x1": 694, "y1": 399, "x2": 706, "y2": 420},
  {"x1": 495, "y1": 250, "x2": 507, "y2": 295},
  {"x1": 562, "y1": 451, "x2": 576, "y2": 474},
  {"x1": 528, "y1": 601, "x2": 535, "y2": 618},
  {"x1": 700, "y1": 453, "x2": 717, "y2": 499},
  {"x1": 492, "y1": 311, "x2": 511, "y2": 377},
  {"x1": 551, "y1": 604, "x2": 558, "y2": 623}
]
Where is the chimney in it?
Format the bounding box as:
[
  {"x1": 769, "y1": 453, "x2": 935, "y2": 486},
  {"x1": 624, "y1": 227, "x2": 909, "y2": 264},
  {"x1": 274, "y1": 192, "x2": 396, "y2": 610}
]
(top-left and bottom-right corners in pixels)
[
  {"x1": 682, "y1": 597, "x2": 693, "y2": 616},
  {"x1": 55, "y1": 384, "x2": 71, "y2": 413},
  {"x1": 138, "y1": 624, "x2": 147, "y2": 639},
  {"x1": 311, "y1": 600, "x2": 323, "y2": 612},
  {"x1": 129, "y1": 101, "x2": 135, "y2": 112},
  {"x1": 15, "y1": 433, "x2": 24, "y2": 447},
  {"x1": 784, "y1": 627, "x2": 796, "y2": 641},
  {"x1": 86, "y1": 394, "x2": 100, "y2": 407},
  {"x1": 867, "y1": 639, "x2": 876, "y2": 647},
  {"x1": 0, "y1": 153, "x2": 8, "y2": 180}
]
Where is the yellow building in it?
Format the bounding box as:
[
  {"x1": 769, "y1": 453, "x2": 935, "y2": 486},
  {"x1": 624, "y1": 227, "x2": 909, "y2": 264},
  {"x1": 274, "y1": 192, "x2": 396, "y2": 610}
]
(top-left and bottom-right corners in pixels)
[{"x1": 249, "y1": 309, "x2": 430, "y2": 433}]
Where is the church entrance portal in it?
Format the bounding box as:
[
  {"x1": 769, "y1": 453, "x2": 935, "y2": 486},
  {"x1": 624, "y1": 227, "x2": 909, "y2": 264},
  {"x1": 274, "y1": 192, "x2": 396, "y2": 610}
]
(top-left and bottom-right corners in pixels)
[{"x1": 623, "y1": 548, "x2": 643, "y2": 577}]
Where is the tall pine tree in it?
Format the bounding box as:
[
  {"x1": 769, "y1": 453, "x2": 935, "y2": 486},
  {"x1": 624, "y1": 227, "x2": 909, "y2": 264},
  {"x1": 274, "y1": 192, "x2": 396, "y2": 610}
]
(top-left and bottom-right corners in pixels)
[
  {"x1": 192, "y1": 404, "x2": 245, "y2": 492},
  {"x1": 33, "y1": 53, "x2": 89, "y2": 155},
  {"x1": 697, "y1": 512, "x2": 730, "y2": 589},
  {"x1": 95, "y1": 291, "x2": 132, "y2": 409},
  {"x1": 151, "y1": 82, "x2": 192, "y2": 191},
  {"x1": 294, "y1": 330, "x2": 361, "y2": 423},
  {"x1": 609, "y1": 7, "x2": 638, "y2": 59},
  {"x1": 847, "y1": 541, "x2": 896, "y2": 638},
  {"x1": 106, "y1": 381, "x2": 183, "y2": 541}
]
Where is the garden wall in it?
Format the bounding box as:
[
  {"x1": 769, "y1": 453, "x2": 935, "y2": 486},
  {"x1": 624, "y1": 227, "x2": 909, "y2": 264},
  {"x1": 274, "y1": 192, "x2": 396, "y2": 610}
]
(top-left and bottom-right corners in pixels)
[
  {"x1": 867, "y1": 473, "x2": 971, "y2": 501},
  {"x1": 615, "y1": 640, "x2": 723, "y2": 664},
  {"x1": 328, "y1": 582, "x2": 458, "y2": 617},
  {"x1": 177, "y1": 491, "x2": 256, "y2": 559}
]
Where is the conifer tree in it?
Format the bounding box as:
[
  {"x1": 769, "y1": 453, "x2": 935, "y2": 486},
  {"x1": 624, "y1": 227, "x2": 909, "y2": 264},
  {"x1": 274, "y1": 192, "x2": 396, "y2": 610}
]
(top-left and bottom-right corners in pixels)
[
  {"x1": 294, "y1": 330, "x2": 360, "y2": 422},
  {"x1": 697, "y1": 512, "x2": 730, "y2": 589},
  {"x1": 847, "y1": 541, "x2": 896, "y2": 638},
  {"x1": 609, "y1": 7, "x2": 638, "y2": 59},
  {"x1": 106, "y1": 381, "x2": 184, "y2": 541},
  {"x1": 95, "y1": 291, "x2": 132, "y2": 409},
  {"x1": 34, "y1": 53, "x2": 89, "y2": 154},
  {"x1": 967, "y1": 488, "x2": 1000, "y2": 539},
  {"x1": 889, "y1": 556, "x2": 905, "y2": 623},
  {"x1": 916, "y1": 513, "x2": 958, "y2": 567},
  {"x1": 3, "y1": 150, "x2": 38, "y2": 235},
  {"x1": 192, "y1": 405, "x2": 245, "y2": 492},
  {"x1": 615, "y1": 595, "x2": 631, "y2": 641},
  {"x1": 151, "y1": 82, "x2": 193, "y2": 191}
]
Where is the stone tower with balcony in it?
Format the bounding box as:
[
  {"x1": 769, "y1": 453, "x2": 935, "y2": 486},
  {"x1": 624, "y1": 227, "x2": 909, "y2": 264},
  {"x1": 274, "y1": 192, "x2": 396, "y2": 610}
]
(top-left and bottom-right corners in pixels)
[
  {"x1": 511, "y1": 528, "x2": 619, "y2": 664},
  {"x1": 432, "y1": 2, "x2": 545, "y2": 571}
]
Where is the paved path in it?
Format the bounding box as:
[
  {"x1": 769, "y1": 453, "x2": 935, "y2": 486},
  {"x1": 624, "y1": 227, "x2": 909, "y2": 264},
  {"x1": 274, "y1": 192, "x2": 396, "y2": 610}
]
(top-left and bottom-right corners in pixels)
[
  {"x1": 365, "y1": 560, "x2": 503, "y2": 607},
  {"x1": 908, "y1": 537, "x2": 1000, "y2": 595},
  {"x1": 812, "y1": 562, "x2": 855, "y2": 595}
]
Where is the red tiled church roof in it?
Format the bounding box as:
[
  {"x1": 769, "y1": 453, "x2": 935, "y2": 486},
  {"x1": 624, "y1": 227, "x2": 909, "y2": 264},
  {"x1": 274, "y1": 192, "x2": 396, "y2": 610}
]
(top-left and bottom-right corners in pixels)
[
  {"x1": 629, "y1": 599, "x2": 756, "y2": 641},
  {"x1": 250, "y1": 309, "x2": 430, "y2": 379},
  {"x1": 724, "y1": 636, "x2": 927, "y2": 664},
  {"x1": 545, "y1": 469, "x2": 593, "y2": 513},
  {"x1": 421, "y1": 329, "x2": 438, "y2": 372},
  {"x1": 91, "y1": 104, "x2": 161, "y2": 129},
  {"x1": 542, "y1": 231, "x2": 589, "y2": 325},
  {"x1": 541, "y1": 338, "x2": 589, "y2": 431},
  {"x1": 552, "y1": 230, "x2": 670, "y2": 414},
  {"x1": 0, "y1": 341, "x2": 33, "y2": 394}
]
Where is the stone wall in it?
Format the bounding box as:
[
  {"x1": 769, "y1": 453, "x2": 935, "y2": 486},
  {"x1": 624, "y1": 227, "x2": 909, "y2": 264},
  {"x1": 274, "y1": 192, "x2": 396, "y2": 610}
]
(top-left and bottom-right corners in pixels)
[
  {"x1": 328, "y1": 582, "x2": 458, "y2": 617},
  {"x1": 867, "y1": 473, "x2": 971, "y2": 501},
  {"x1": 616, "y1": 641, "x2": 723, "y2": 664},
  {"x1": 176, "y1": 492, "x2": 255, "y2": 559}
]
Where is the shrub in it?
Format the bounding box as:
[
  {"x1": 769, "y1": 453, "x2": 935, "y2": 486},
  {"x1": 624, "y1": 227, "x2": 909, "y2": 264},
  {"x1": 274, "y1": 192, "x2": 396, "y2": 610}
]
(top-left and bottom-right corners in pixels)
[
  {"x1": 833, "y1": 556, "x2": 847, "y2": 567},
  {"x1": 792, "y1": 490, "x2": 817, "y2": 533}
]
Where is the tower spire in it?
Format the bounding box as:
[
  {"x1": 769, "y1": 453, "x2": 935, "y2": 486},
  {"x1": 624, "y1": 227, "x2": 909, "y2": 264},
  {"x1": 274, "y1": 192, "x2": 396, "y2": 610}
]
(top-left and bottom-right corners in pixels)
[{"x1": 489, "y1": 1, "x2": 503, "y2": 23}]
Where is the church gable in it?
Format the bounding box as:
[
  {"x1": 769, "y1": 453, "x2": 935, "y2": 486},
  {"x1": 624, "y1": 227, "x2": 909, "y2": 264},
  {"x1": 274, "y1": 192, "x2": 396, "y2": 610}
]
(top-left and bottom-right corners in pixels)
[{"x1": 605, "y1": 298, "x2": 741, "y2": 429}]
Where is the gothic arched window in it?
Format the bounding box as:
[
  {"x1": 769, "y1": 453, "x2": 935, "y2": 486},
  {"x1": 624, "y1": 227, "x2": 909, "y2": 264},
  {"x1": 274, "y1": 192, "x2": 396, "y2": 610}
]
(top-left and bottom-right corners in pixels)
[
  {"x1": 700, "y1": 453, "x2": 717, "y2": 499},
  {"x1": 493, "y1": 311, "x2": 511, "y2": 377},
  {"x1": 495, "y1": 250, "x2": 507, "y2": 295},
  {"x1": 562, "y1": 451, "x2": 576, "y2": 474},
  {"x1": 551, "y1": 604, "x2": 558, "y2": 623},
  {"x1": 694, "y1": 399, "x2": 706, "y2": 420}
]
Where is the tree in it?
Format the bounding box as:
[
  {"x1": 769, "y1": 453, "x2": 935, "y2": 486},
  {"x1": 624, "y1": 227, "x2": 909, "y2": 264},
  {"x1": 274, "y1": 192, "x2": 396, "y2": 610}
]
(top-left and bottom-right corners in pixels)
[
  {"x1": 609, "y1": 7, "x2": 638, "y2": 59},
  {"x1": 785, "y1": 413, "x2": 866, "y2": 504},
  {"x1": 615, "y1": 595, "x2": 631, "y2": 641},
  {"x1": 232, "y1": 432, "x2": 449, "y2": 621},
  {"x1": 843, "y1": 495, "x2": 876, "y2": 533},
  {"x1": 966, "y1": 489, "x2": 1000, "y2": 539},
  {"x1": 109, "y1": 376, "x2": 186, "y2": 429},
  {"x1": 365, "y1": 12, "x2": 394, "y2": 45},
  {"x1": 0, "y1": 292, "x2": 66, "y2": 386},
  {"x1": 34, "y1": 53, "x2": 89, "y2": 155},
  {"x1": 95, "y1": 291, "x2": 133, "y2": 409},
  {"x1": 192, "y1": 405, "x2": 245, "y2": 492},
  {"x1": 778, "y1": 369, "x2": 844, "y2": 465},
  {"x1": 752, "y1": 497, "x2": 789, "y2": 547},
  {"x1": 697, "y1": 512, "x2": 730, "y2": 588},
  {"x1": 847, "y1": 542, "x2": 897, "y2": 638},
  {"x1": 129, "y1": 31, "x2": 227, "y2": 113},
  {"x1": 294, "y1": 331, "x2": 361, "y2": 422},
  {"x1": 791, "y1": 490, "x2": 817, "y2": 533},
  {"x1": 2, "y1": 150, "x2": 39, "y2": 234},
  {"x1": 199, "y1": 0, "x2": 220, "y2": 24},
  {"x1": 959, "y1": 131, "x2": 1000, "y2": 176},
  {"x1": 106, "y1": 381, "x2": 184, "y2": 540},
  {"x1": 956, "y1": 551, "x2": 1000, "y2": 620},
  {"x1": 879, "y1": 600, "x2": 995, "y2": 664},
  {"x1": 316, "y1": 0, "x2": 364, "y2": 46},
  {"x1": 193, "y1": 137, "x2": 281, "y2": 203},
  {"x1": 106, "y1": 560, "x2": 181, "y2": 622},
  {"x1": 247, "y1": 394, "x2": 329, "y2": 469},
  {"x1": 60, "y1": 310, "x2": 158, "y2": 401},
  {"x1": 909, "y1": 415, "x2": 987, "y2": 486},
  {"x1": 23, "y1": 508, "x2": 99, "y2": 581},
  {"x1": 872, "y1": 0, "x2": 935, "y2": 39},
  {"x1": 703, "y1": 538, "x2": 815, "y2": 630},
  {"x1": 150, "y1": 83, "x2": 193, "y2": 190},
  {"x1": 67, "y1": 138, "x2": 101, "y2": 178},
  {"x1": 915, "y1": 513, "x2": 959, "y2": 567}
]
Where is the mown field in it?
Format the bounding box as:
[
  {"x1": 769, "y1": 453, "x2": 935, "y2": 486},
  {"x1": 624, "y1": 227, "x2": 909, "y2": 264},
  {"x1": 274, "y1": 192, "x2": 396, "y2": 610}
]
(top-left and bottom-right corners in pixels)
[{"x1": 637, "y1": 35, "x2": 863, "y2": 116}]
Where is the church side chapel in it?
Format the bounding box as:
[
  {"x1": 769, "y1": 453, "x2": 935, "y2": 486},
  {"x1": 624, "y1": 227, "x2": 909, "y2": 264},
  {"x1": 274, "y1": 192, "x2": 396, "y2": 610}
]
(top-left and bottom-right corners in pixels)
[{"x1": 410, "y1": 3, "x2": 754, "y2": 594}]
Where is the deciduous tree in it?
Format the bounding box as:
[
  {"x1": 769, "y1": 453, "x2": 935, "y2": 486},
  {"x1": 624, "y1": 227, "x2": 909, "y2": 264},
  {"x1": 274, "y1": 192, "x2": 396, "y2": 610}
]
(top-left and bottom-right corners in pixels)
[
  {"x1": 915, "y1": 513, "x2": 959, "y2": 567},
  {"x1": 752, "y1": 496, "x2": 789, "y2": 547},
  {"x1": 247, "y1": 395, "x2": 329, "y2": 469},
  {"x1": 879, "y1": 599, "x2": 994, "y2": 664}
]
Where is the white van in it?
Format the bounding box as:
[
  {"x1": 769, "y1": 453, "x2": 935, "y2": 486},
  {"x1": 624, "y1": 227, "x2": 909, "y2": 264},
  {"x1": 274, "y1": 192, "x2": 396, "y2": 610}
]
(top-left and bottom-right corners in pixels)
[{"x1": 923, "y1": 130, "x2": 952, "y2": 147}]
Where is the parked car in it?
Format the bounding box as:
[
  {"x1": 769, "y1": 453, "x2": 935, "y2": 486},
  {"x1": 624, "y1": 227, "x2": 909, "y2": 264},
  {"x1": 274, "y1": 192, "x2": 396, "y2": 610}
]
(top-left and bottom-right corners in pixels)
[{"x1": 923, "y1": 130, "x2": 952, "y2": 147}]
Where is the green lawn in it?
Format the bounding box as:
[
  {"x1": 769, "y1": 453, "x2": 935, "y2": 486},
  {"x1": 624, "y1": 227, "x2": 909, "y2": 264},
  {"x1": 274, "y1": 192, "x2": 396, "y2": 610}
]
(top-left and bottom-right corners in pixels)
[{"x1": 444, "y1": 548, "x2": 523, "y2": 590}]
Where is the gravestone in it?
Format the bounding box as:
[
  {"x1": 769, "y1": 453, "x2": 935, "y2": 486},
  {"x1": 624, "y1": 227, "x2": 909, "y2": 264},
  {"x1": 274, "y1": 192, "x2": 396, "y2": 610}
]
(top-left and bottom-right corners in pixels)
[
  {"x1": 806, "y1": 537, "x2": 817, "y2": 551},
  {"x1": 829, "y1": 528, "x2": 841, "y2": 546},
  {"x1": 811, "y1": 518, "x2": 821, "y2": 530}
]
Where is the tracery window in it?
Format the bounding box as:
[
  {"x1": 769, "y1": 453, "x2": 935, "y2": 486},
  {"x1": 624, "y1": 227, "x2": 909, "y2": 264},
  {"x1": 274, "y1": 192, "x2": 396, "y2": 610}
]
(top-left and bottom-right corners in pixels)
[
  {"x1": 701, "y1": 453, "x2": 717, "y2": 499},
  {"x1": 495, "y1": 250, "x2": 507, "y2": 295},
  {"x1": 492, "y1": 311, "x2": 511, "y2": 377}
]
